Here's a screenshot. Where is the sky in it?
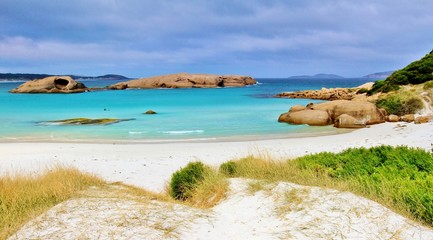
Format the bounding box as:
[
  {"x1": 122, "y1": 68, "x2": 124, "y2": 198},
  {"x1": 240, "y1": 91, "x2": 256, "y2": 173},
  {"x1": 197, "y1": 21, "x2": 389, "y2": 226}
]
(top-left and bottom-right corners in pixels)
[{"x1": 1, "y1": 0, "x2": 433, "y2": 78}]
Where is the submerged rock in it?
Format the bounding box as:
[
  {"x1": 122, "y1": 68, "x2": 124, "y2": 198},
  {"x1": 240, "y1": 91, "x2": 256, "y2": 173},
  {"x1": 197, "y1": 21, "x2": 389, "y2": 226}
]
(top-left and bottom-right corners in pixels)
[
  {"x1": 39, "y1": 118, "x2": 134, "y2": 125},
  {"x1": 108, "y1": 73, "x2": 256, "y2": 89},
  {"x1": 10, "y1": 76, "x2": 88, "y2": 93}
]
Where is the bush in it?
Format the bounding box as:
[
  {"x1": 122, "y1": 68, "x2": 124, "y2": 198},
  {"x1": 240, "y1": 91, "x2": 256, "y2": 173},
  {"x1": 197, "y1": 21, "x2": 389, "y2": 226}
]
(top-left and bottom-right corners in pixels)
[
  {"x1": 376, "y1": 93, "x2": 423, "y2": 115},
  {"x1": 219, "y1": 161, "x2": 237, "y2": 177},
  {"x1": 424, "y1": 81, "x2": 433, "y2": 90},
  {"x1": 170, "y1": 162, "x2": 207, "y2": 200},
  {"x1": 296, "y1": 146, "x2": 433, "y2": 224}
]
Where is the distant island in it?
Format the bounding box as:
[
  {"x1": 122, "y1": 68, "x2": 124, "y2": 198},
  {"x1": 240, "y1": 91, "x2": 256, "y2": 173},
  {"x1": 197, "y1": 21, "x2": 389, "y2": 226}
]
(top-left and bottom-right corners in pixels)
[
  {"x1": 0, "y1": 73, "x2": 129, "y2": 81},
  {"x1": 288, "y1": 73, "x2": 344, "y2": 79},
  {"x1": 288, "y1": 71, "x2": 394, "y2": 80},
  {"x1": 362, "y1": 71, "x2": 394, "y2": 79}
]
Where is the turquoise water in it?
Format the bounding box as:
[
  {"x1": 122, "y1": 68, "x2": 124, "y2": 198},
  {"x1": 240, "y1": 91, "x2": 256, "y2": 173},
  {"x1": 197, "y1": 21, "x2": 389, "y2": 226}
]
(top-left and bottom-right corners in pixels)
[{"x1": 0, "y1": 78, "x2": 369, "y2": 142}]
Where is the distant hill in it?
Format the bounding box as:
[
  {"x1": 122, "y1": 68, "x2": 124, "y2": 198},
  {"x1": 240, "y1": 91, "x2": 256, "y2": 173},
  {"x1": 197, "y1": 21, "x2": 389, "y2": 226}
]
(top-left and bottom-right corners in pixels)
[
  {"x1": 0, "y1": 73, "x2": 129, "y2": 81},
  {"x1": 362, "y1": 71, "x2": 394, "y2": 79},
  {"x1": 288, "y1": 74, "x2": 344, "y2": 79}
]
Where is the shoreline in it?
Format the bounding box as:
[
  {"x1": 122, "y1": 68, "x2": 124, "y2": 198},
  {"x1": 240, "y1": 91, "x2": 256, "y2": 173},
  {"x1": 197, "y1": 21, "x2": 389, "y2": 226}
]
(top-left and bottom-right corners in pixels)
[
  {"x1": 0, "y1": 126, "x2": 354, "y2": 144},
  {"x1": 1, "y1": 122, "x2": 432, "y2": 193}
]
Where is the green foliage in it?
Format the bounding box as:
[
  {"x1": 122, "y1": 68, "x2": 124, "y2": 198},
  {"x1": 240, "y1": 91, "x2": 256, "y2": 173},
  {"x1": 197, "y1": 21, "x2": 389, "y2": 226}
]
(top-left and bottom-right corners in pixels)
[
  {"x1": 356, "y1": 88, "x2": 369, "y2": 94},
  {"x1": 219, "y1": 161, "x2": 237, "y2": 177},
  {"x1": 296, "y1": 146, "x2": 433, "y2": 224},
  {"x1": 376, "y1": 93, "x2": 423, "y2": 115},
  {"x1": 368, "y1": 50, "x2": 433, "y2": 94},
  {"x1": 424, "y1": 80, "x2": 433, "y2": 90},
  {"x1": 170, "y1": 162, "x2": 207, "y2": 200},
  {"x1": 367, "y1": 79, "x2": 400, "y2": 95}
]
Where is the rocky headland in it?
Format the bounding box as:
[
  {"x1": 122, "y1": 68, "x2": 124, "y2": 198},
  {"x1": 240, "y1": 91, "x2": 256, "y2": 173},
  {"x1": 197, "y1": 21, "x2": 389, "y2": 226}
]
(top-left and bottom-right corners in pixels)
[
  {"x1": 276, "y1": 82, "x2": 374, "y2": 101},
  {"x1": 10, "y1": 76, "x2": 88, "y2": 93},
  {"x1": 108, "y1": 73, "x2": 256, "y2": 89},
  {"x1": 10, "y1": 73, "x2": 256, "y2": 93}
]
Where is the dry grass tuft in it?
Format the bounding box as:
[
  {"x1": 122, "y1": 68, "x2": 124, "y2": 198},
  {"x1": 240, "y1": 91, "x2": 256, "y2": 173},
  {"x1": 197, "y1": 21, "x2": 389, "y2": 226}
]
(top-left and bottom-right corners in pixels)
[
  {"x1": 0, "y1": 167, "x2": 105, "y2": 239},
  {"x1": 186, "y1": 169, "x2": 229, "y2": 209}
]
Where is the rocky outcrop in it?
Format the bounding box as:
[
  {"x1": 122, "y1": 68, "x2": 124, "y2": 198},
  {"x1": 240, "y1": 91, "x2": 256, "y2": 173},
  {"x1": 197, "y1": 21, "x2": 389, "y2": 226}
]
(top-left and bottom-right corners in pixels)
[
  {"x1": 279, "y1": 100, "x2": 386, "y2": 128},
  {"x1": 276, "y1": 82, "x2": 375, "y2": 101},
  {"x1": 400, "y1": 114, "x2": 415, "y2": 123},
  {"x1": 10, "y1": 76, "x2": 88, "y2": 93},
  {"x1": 309, "y1": 100, "x2": 385, "y2": 125},
  {"x1": 278, "y1": 110, "x2": 332, "y2": 126},
  {"x1": 333, "y1": 114, "x2": 366, "y2": 128},
  {"x1": 415, "y1": 115, "x2": 433, "y2": 124},
  {"x1": 386, "y1": 114, "x2": 400, "y2": 122},
  {"x1": 108, "y1": 73, "x2": 256, "y2": 89}
]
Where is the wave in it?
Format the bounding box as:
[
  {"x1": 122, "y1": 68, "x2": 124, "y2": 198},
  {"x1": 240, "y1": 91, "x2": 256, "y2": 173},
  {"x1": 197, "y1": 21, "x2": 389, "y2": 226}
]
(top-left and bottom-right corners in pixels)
[
  {"x1": 161, "y1": 130, "x2": 204, "y2": 135},
  {"x1": 128, "y1": 131, "x2": 147, "y2": 135},
  {"x1": 0, "y1": 80, "x2": 26, "y2": 83}
]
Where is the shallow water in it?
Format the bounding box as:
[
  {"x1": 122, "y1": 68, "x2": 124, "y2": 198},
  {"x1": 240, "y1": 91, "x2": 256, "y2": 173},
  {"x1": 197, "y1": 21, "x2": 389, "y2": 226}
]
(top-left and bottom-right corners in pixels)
[{"x1": 0, "y1": 78, "x2": 369, "y2": 142}]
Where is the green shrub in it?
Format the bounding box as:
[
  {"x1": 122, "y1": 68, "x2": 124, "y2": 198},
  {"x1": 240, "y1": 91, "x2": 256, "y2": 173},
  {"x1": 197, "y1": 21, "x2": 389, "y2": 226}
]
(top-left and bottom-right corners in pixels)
[
  {"x1": 219, "y1": 161, "x2": 237, "y2": 177},
  {"x1": 376, "y1": 94, "x2": 423, "y2": 115},
  {"x1": 296, "y1": 146, "x2": 433, "y2": 224},
  {"x1": 170, "y1": 162, "x2": 207, "y2": 200},
  {"x1": 424, "y1": 81, "x2": 433, "y2": 90}
]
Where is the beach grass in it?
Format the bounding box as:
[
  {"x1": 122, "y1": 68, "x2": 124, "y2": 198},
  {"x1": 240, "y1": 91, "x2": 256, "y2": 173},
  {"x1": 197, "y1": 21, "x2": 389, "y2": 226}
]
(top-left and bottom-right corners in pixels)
[
  {"x1": 0, "y1": 167, "x2": 105, "y2": 239},
  {"x1": 218, "y1": 145, "x2": 433, "y2": 226}
]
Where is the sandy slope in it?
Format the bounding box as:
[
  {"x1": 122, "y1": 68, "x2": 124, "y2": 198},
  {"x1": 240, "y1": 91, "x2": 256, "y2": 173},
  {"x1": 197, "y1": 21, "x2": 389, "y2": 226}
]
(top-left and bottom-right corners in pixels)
[{"x1": 9, "y1": 179, "x2": 433, "y2": 240}]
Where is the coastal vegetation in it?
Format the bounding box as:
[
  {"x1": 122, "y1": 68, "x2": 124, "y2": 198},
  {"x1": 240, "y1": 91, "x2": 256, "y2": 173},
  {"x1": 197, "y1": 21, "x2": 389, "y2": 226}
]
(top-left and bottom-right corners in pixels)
[
  {"x1": 368, "y1": 50, "x2": 433, "y2": 95},
  {"x1": 0, "y1": 167, "x2": 104, "y2": 239},
  {"x1": 215, "y1": 146, "x2": 433, "y2": 226},
  {"x1": 169, "y1": 162, "x2": 228, "y2": 208},
  {"x1": 376, "y1": 90, "x2": 424, "y2": 115}
]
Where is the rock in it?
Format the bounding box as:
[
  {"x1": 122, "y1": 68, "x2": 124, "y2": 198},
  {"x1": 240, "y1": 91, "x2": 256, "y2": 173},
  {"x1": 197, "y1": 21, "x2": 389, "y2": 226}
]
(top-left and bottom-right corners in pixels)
[
  {"x1": 10, "y1": 76, "x2": 88, "y2": 93},
  {"x1": 108, "y1": 73, "x2": 256, "y2": 89},
  {"x1": 278, "y1": 110, "x2": 332, "y2": 126},
  {"x1": 400, "y1": 114, "x2": 415, "y2": 123},
  {"x1": 310, "y1": 100, "x2": 385, "y2": 125},
  {"x1": 415, "y1": 115, "x2": 433, "y2": 124},
  {"x1": 289, "y1": 105, "x2": 306, "y2": 112},
  {"x1": 386, "y1": 114, "x2": 400, "y2": 122},
  {"x1": 39, "y1": 118, "x2": 134, "y2": 125},
  {"x1": 276, "y1": 88, "x2": 356, "y2": 101},
  {"x1": 144, "y1": 110, "x2": 157, "y2": 114},
  {"x1": 334, "y1": 114, "x2": 366, "y2": 128}
]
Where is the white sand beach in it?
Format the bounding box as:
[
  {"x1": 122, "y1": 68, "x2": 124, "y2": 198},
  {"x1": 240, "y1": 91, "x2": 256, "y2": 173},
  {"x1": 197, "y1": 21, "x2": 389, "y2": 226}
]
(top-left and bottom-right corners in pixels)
[
  {"x1": 1, "y1": 122, "x2": 432, "y2": 192},
  {"x1": 2, "y1": 121, "x2": 433, "y2": 239}
]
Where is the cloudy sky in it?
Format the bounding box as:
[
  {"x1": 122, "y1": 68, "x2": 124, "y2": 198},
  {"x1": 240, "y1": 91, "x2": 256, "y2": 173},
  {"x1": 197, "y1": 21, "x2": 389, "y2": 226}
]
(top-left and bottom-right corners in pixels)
[{"x1": 1, "y1": 0, "x2": 433, "y2": 78}]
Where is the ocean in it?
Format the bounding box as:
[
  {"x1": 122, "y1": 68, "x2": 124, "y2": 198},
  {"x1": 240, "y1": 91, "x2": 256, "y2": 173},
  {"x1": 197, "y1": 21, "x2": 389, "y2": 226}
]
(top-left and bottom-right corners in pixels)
[{"x1": 0, "y1": 78, "x2": 370, "y2": 142}]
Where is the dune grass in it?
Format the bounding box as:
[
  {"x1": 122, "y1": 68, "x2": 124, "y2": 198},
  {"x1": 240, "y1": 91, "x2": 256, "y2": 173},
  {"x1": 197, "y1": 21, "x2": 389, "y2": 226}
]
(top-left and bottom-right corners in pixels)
[
  {"x1": 168, "y1": 162, "x2": 229, "y2": 209},
  {"x1": 218, "y1": 145, "x2": 433, "y2": 226},
  {"x1": 0, "y1": 167, "x2": 105, "y2": 239}
]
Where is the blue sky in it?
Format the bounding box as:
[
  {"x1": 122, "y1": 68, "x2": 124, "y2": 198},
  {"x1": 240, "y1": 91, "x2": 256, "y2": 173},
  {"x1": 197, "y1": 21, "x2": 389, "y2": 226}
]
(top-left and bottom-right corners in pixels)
[{"x1": 1, "y1": 0, "x2": 433, "y2": 78}]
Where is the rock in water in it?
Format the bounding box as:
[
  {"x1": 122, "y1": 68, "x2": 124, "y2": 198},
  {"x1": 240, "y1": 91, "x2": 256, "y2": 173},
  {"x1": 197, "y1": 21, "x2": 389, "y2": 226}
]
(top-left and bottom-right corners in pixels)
[
  {"x1": 38, "y1": 118, "x2": 134, "y2": 125},
  {"x1": 10, "y1": 76, "x2": 88, "y2": 93},
  {"x1": 108, "y1": 73, "x2": 256, "y2": 89},
  {"x1": 144, "y1": 110, "x2": 157, "y2": 114}
]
